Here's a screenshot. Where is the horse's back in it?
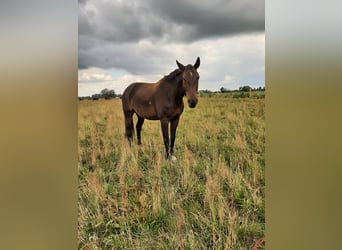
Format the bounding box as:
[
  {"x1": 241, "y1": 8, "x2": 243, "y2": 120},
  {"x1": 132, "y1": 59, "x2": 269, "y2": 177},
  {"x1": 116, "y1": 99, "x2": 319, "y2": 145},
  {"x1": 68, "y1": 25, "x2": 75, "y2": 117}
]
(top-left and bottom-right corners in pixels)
[{"x1": 122, "y1": 82, "x2": 155, "y2": 112}]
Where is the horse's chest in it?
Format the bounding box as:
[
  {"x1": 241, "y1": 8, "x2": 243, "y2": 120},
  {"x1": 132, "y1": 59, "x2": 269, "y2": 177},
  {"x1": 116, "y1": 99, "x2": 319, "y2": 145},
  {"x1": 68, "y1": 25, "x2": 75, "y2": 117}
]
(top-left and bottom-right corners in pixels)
[{"x1": 166, "y1": 103, "x2": 184, "y2": 119}]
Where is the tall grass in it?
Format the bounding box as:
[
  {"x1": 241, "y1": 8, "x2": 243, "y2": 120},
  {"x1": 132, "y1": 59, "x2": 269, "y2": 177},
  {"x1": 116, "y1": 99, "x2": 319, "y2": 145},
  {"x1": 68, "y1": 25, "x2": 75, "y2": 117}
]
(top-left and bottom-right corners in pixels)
[{"x1": 78, "y1": 94, "x2": 265, "y2": 249}]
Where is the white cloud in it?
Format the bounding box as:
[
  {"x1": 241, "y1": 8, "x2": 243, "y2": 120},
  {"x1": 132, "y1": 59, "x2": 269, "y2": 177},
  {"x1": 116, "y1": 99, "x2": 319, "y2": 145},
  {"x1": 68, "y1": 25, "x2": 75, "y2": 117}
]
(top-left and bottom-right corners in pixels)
[
  {"x1": 78, "y1": 67, "x2": 113, "y2": 81},
  {"x1": 224, "y1": 74, "x2": 235, "y2": 82}
]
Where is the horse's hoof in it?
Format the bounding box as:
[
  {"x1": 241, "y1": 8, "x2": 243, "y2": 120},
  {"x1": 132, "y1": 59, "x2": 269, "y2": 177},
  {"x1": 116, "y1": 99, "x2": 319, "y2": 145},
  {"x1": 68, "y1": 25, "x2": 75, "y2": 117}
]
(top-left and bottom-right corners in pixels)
[{"x1": 170, "y1": 155, "x2": 177, "y2": 162}]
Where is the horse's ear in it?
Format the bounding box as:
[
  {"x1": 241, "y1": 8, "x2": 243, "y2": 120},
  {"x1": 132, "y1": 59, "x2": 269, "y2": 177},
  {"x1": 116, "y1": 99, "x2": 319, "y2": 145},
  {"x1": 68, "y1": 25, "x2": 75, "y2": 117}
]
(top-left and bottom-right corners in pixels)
[
  {"x1": 194, "y1": 57, "x2": 200, "y2": 69},
  {"x1": 176, "y1": 60, "x2": 185, "y2": 70}
]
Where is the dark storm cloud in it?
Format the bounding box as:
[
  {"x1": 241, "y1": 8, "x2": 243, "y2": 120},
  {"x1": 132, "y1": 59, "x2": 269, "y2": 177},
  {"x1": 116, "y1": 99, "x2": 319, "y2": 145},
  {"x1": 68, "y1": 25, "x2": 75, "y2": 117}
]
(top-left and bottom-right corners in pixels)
[
  {"x1": 79, "y1": 40, "x2": 174, "y2": 74},
  {"x1": 78, "y1": 0, "x2": 88, "y2": 5},
  {"x1": 149, "y1": 0, "x2": 264, "y2": 40},
  {"x1": 78, "y1": 0, "x2": 264, "y2": 70},
  {"x1": 79, "y1": 0, "x2": 169, "y2": 44}
]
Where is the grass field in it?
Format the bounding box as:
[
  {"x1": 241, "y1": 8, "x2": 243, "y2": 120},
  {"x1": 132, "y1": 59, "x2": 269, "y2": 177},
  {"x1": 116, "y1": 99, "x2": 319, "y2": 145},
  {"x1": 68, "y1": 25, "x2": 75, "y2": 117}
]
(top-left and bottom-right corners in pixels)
[{"x1": 78, "y1": 93, "x2": 265, "y2": 249}]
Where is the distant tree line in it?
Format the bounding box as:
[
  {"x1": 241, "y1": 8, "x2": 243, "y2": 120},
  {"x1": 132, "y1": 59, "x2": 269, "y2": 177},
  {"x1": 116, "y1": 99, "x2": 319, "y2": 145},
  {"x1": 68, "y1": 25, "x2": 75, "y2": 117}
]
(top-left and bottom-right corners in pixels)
[
  {"x1": 198, "y1": 85, "x2": 265, "y2": 98},
  {"x1": 219, "y1": 85, "x2": 265, "y2": 93},
  {"x1": 78, "y1": 88, "x2": 121, "y2": 100}
]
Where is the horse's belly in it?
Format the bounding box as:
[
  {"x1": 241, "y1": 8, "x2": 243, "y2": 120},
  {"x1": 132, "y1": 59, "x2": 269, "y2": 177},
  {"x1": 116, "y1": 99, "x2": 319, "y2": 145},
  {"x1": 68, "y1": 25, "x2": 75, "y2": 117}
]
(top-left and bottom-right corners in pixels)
[{"x1": 135, "y1": 105, "x2": 159, "y2": 120}]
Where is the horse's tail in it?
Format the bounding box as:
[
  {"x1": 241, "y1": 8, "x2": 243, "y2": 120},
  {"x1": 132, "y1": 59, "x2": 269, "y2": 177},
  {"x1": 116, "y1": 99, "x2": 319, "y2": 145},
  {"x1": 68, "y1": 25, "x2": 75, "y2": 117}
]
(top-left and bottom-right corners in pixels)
[{"x1": 122, "y1": 83, "x2": 136, "y2": 141}]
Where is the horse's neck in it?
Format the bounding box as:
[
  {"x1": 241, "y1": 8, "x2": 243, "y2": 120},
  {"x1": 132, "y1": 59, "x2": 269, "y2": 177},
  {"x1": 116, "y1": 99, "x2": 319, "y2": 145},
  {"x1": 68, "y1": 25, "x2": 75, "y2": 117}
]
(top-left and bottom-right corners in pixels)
[
  {"x1": 172, "y1": 76, "x2": 185, "y2": 101},
  {"x1": 159, "y1": 72, "x2": 185, "y2": 102}
]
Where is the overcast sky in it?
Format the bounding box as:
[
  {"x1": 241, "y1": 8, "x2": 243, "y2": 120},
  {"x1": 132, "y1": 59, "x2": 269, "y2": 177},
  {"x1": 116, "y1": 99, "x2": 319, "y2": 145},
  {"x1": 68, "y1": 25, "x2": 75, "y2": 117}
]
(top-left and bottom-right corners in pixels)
[{"x1": 78, "y1": 0, "x2": 264, "y2": 96}]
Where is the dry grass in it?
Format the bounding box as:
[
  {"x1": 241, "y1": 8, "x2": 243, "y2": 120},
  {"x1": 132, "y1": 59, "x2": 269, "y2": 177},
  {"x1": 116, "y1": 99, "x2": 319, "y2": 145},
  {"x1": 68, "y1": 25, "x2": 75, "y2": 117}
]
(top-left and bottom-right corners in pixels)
[{"x1": 78, "y1": 93, "x2": 265, "y2": 249}]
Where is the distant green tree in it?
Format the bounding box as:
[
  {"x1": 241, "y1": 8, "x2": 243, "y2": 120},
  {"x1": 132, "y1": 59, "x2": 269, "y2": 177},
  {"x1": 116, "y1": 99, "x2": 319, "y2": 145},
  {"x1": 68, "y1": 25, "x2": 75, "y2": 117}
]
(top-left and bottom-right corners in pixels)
[
  {"x1": 78, "y1": 96, "x2": 91, "y2": 100},
  {"x1": 239, "y1": 86, "x2": 252, "y2": 92},
  {"x1": 100, "y1": 88, "x2": 109, "y2": 95},
  {"x1": 91, "y1": 94, "x2": 101, "y2": 100},
  {"x1": 220, "y1": 87, "x2": 228, "y2": 93},
  {"x1": 100, "y1": 88, "x2": 116, "y2": 99}
]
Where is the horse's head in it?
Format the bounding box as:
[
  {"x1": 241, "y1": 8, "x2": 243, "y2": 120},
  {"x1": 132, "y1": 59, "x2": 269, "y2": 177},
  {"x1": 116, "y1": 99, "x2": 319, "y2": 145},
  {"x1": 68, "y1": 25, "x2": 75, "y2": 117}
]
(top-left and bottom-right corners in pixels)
[{"x1": 176, "y1": 57, "x2": 200, "y2": 108}]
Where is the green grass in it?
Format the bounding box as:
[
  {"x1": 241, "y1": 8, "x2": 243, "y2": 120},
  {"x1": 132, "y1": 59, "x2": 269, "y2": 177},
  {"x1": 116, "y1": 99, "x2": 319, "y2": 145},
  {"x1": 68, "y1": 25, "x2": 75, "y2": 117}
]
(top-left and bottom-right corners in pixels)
[{"x1": 78, "y1": 94, "x2": 265, "y2": 249}]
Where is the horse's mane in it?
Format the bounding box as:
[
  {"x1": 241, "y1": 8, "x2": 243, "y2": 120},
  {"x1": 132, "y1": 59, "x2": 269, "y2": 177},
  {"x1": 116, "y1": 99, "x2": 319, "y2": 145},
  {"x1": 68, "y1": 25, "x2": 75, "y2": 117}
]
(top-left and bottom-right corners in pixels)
[{"x1": 162, "y1": 68, "x2": 182, "y2": 82}]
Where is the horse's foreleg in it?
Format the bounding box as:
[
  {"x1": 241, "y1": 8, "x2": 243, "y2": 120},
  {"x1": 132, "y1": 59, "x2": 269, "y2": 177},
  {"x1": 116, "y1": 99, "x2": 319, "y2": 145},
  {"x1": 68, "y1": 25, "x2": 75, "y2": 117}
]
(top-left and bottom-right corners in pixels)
[
  {"x1": 160, "y1": 118, "x2": 170, "y2": 159},
  {"x1": 170, "y1": 116, "x2": 180, "y2": 155},
  {"x1": 136, "y1": 116, "x2": 144, "y2": 145}
]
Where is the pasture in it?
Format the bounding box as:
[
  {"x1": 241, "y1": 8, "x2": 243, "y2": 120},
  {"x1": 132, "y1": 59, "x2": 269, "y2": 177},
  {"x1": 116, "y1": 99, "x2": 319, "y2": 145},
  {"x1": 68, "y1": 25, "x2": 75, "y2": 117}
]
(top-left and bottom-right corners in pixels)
[{"x1": 78, "y1": 93, "x2": 265, "y2": 249}]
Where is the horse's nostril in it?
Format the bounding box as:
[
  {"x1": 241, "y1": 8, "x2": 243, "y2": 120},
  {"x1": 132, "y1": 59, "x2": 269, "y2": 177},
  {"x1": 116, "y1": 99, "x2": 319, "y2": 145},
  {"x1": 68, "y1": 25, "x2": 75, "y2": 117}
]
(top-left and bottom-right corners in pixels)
[{"x1": 188, "y1": 99, "x2": 197, "y2": 108}]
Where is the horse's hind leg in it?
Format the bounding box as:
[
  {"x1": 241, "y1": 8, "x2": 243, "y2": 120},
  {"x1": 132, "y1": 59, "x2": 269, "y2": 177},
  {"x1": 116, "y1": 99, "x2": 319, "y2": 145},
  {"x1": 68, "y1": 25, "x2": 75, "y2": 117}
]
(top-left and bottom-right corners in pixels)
[
  {"x1": 136, "y1": 115, "x2": 144, "y2": 145},
  {"x1": 124, "y1": 111, "x2": 134, "y2": 146}
]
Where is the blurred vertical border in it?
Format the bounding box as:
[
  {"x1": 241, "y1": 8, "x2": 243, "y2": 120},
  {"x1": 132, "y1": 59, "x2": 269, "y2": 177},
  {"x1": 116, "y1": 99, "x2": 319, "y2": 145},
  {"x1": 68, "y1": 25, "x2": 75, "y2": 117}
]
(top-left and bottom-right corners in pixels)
[
  {"x1": 266, "y1": 0, "x2": 342, "y2": 249},
  {"x1": 0, "y1": 1, "x2": 77, "y2": 249}
]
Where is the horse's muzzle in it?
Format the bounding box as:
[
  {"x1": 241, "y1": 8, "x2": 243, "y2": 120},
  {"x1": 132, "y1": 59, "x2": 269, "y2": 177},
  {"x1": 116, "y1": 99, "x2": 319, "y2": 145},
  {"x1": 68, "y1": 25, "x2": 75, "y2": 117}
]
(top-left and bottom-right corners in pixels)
[{"x1": 188, "y1": 98, "x2": 197, "y2": 108}]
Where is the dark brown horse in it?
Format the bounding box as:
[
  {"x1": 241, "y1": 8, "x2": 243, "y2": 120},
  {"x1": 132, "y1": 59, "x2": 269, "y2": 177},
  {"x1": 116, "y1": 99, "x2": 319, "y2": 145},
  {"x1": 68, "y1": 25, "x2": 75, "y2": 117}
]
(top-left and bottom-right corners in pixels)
[{"x1": 122, "y1": 57, "x2": 200, "y2": 159}]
